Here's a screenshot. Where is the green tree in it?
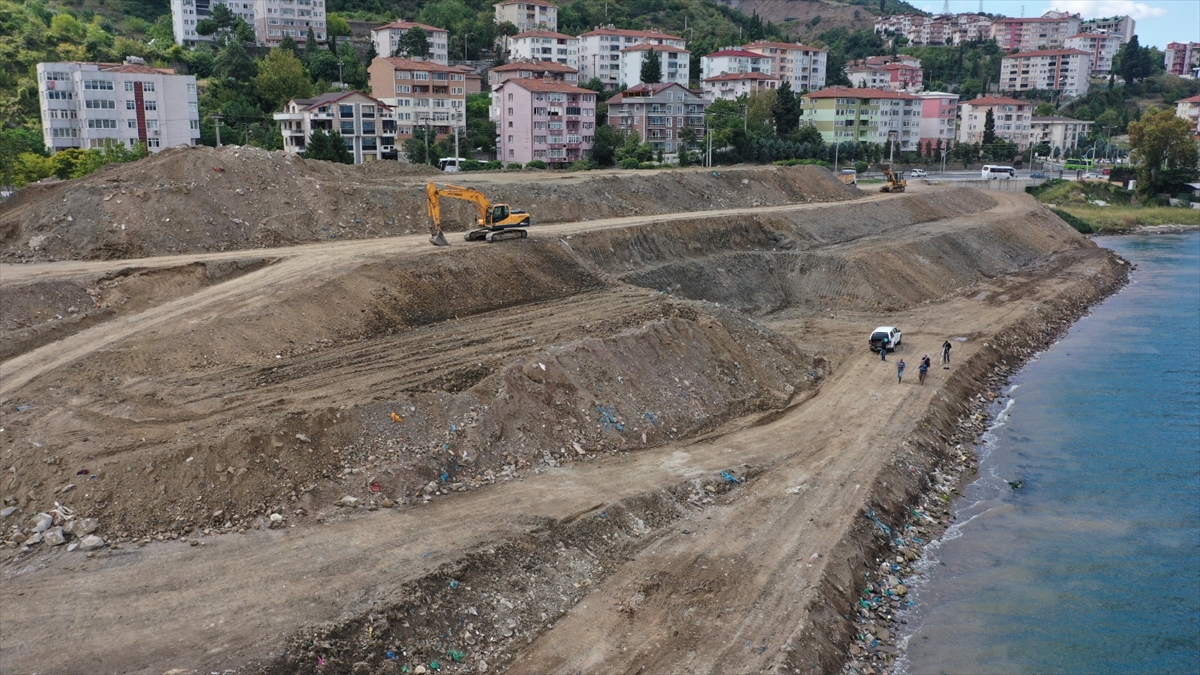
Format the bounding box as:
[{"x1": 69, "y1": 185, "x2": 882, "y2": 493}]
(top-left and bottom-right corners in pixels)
[
  {"x1": 982, "y1": 108, "x2": 996, "y2": 145},
  {"x1": 639, "y1": 48, "x2": 662, "y2": 84},
  {"x1": 772, "y1": 81, "x2": 799, "y2": 135},
  {"x1": 396, "y1": 27, "x2": 430, "y2": 58},
  {"x1": 1034, "y1": 102, "x2": 1057, "y2": 116},
  {"x1": 793, "y1": 124, "x2": 823, "y2": 145},
  {"x1": 195, "y1": 4, "x2": 235, "y2": 38},
  {"x1": 327, "y1": 13, "x2": 352, "y2": 37},
  {"x1": 304, "y1": 27, "x2": 319, "y2": 59},
  {"x1": 216, "y1": 41, "x2": 258, "y2": 82},
  {"x1": 279, "y1": 35, "x2": 299, "y2": 56},
  {"x1": 307, "y1": 51, "x2": 341, "y2": 84},
  {"x1": 255, "y1": 49, "x2": 314, "y2": 110},
  {"x1": 338, "y1": 40, "x2": 368, "y2": 89},
  {"x1": 1127, "y1": 107, "x2": 1199, "y2": 195},
  {"x1": 304, "y1": 129, "x2": 354, "y2": 164},
  {"x1": 678, "y1": 126, "x2": 697, "y2": 166},
  {"x1": 1116, "y1": 35, "x2": 1154, "y2": 86},
  {"x1": 590, "y1": 124, "x2": 622, "y2": 166},
  {"x1": 49, "y1": 148, "x2": 89, "y2": 179}
]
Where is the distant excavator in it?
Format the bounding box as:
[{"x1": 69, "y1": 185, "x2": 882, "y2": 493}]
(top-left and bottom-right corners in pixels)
[
  {"x1": 878, "y1": 164, "x2": 907, "y2": 193},
  {"x1": 425, "y1": 182, "x2": 532, "y2": 246}
]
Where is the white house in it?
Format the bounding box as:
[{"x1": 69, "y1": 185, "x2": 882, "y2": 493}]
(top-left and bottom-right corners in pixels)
[
  {"x1": 370, "y1": 21, "x2": 449, "y2": 65},
  {"x1": 619, "y1": 43, "x2": 690, "y2": 88}
]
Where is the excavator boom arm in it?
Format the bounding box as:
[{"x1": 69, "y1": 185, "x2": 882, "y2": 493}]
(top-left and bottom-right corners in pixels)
[{"x1": 426, "y1": 183, "x2": 491, "y2": 230}]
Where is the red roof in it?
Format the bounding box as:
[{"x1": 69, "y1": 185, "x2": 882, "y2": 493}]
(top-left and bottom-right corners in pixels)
[
  {"x1": 512, "y1": 29, "x2": 575, "y2": 40},
  {"x1": 580, "y1": 27, "x2": 683, "y2": 40},
  {"x1": 804, "y1": 87, "x2": 920, "y2": 100},
  {"x1": 704, "y1": 49, "x2": 767, "y2": 59},
  {"x1": 376, "y1": 56, "x2": 468, "y2": 73},
  {"x1": 1179, "y1": 95, "x2": 1200, "y2": 103},
  {"x1": 1066, "y1": 33, "x2": 1116, "y2": 39},
  {"x1": 608, "y1": 82, "x2": 703, "y2": 103},
  {"x1": 702, "y1": 72, "x2": 779, "y2": 82},
  {"x1": 1004, "y1": 48, "x2": 1090, "y2": 58},
  {"x1": 620, "y1": 43, "x2": 689, "y2": 54},
  {"x1": 742, "y1": 40, "x2": 826, "y2": 53},
  {"x1": 490, "y1": 60, "x2": 578, "y2": 73},
  {"x1": 505, "y1": 79, "x2": 594, "y2": 95},
  {"x1": 962, "y1": 96, "x2": 1029, "y2": 107},
  {"x1": 994, "y1": 17, "x2": 1070, "y2": 23},
  {"x1": 496, "y1": 0, "x2": 555, "y2": 6},
  {"x1": 373, "y1": 21, "x2": 445, "y2": 34},
  {"x1": 290, "y1": 90, "x2": 391, "y2": 111}
]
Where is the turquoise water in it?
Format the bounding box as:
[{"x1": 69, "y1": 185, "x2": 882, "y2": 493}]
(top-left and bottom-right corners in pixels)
[{"x1": 900, "y1": 232, "x2": 1200, "y2": 674}]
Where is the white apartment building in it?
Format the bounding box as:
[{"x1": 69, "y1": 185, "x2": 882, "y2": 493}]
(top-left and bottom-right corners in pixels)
[
  {"x1": 741, "y1": 41, "x2": 827, "y2": 92},
  {"x1": 1080, "y1": 15, "x2": 1135, "y2": 43},
  {"x1": 171, "y1": 0, "x2": 326, "y2": 47},
  {"x1": 958, "y1": 96, "x2": 1034, "y2": 149},
  {"x1": 999, "y1": 49, "x2": 1092, "y2": 98},
  {"x1": 367, "y1": 56, "x2": 467, "y2": 143},
  {"x1": 619, "y1": 43, "x2": 690, "y2": 88},
  {"x1": 701, "y1": 72, "x2": 778, "y2": 101},
  {"x1": 370, "y1": 21, "x2": 449, "y2": 64},
  {"x1": 506, "y1": 29, "x2": 579, "y2": 70},
  {"x1": 874, "y1": 13, "x2": 993, "y2": 46},
  {"x1": 1175, "y1": 95, "x2": 1200, "y2": 137},
  {"x1": 577, "y1": 26, "x2": 686, "y2": 89},
  {"x1": 37, "y1": 59, "x2": 200, "y2": 154},
  {"x1": 1064, "y1": 33, "x2": 1121, "y2": 74},
  {"x1": 699, "y1": 48, "x2": 772, "y2": 80},
  {"x1": 1030, "y1": 116, "x2": 1092, "y2": 152},
  {"x1": 275, "y1": 91, "x2": 398, "y2": 163},
  {"x1": 494, "y1": 0, "x2": 557, "y2": 33},
  {"x1": 991, "y1": 13, "x2": 1082, "y2": 52}
]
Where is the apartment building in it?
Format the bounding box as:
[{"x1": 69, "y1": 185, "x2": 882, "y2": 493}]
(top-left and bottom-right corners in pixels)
[
  {"x1": 619, "y1": 43, "x2": 690, "y2": 88},
  {"x1": 915, "y1": 91, "x2": 958, "y2": 152},
  {"x1": 1165, "y1": 42, "x2": 1200, "y2": 79},
  {"x1": 1175, "y1": 95, "x2": 1200, "y2": 138},
  {"x1": 507, "y1": 30, "x2": 580, "y2": 70},
  {"x1": 1064, "y1": 33, "x2": 1121, "y2": 74},
  {"x1": 701, "y1": 72, "x2": 779, "y2": 101},
  {"x1": 370, "y1": 21, "x2": 449, "y2": 64},
  {"x1": 274, "y1": 91, "x2": 397, "y2": 163},
  {"x1": 798, "y1": 87, "x2": 923, "y2": 151},
  {"x1": 1030, "y1": 116, "x2": 1092, "y2": 152},
  {"x1": 999, "y1": 49, "x2": 1092, "y2": 98},
  {"x1": 171, "y1": 0, "x2": 255, "y2": 45},
  {"x1": 494, "y1": 78, "x2": 595, "y2": 167},
  {"x1": 577, "y1": 26, "x2": 686, "y2": 89},
  {"x1": 958, "y1": 96, "x2": 1034, "y2": 148},
  {"x1": 488, "y1": 60, "x2": 578, "y2": 89},
  {"x1": 741, "y1": 41, "x2": 827, "y2": 92},
  {"x1": 874, "y1": 13, "x2": 993, "y2": 46},
  {"x1": 1080, "y1": 15, "x2": 1135, "y2": 43},
  {"x1": 494, "y1": 0, "x2": 557, "y2": 33},
  {"x1": 171, "y1": 0, "x2": 326, "y2": 47},
  {"x1": 699, "y1": 49, "x2": 773, "y2": 80},
  {"x1": 607, "y1": 82, "x2": 708, "y2": 158},
  {"x1": 991, "y1": 13, "x2": 1082, "y2": 52},
  {"x1": 844, "y1": 58, "x2": 923, "y2": 92},
  {"x1": 367, "y1": 57, "x2": 468, "y2": 143},
  {"x1": 37, "y1": 59, "x2": 200, "y2": 154}
]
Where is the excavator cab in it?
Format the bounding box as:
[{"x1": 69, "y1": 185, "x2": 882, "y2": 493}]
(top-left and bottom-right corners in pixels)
[{"x1": 489, "y1": 205, "x2": 510, "y2": 225}]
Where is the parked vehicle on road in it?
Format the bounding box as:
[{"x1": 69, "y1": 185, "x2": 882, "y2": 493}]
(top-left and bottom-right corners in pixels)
[
  {"x1": 982, "y1": 165, "x2": 1016, "y2": 179},
  {"x1": 910, "y1": 169, "x2": 928, "y2": 178},
  {"x1": 1030, "y1": 171, "x2": 1046, "y2": 179},
  {"x1": 870, "y1": 326, "x2": 903, "y2": 353}
]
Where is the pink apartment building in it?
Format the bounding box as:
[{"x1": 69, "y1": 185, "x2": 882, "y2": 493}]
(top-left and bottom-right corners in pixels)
[
  {"x1": 495, "y1": 78, "x2": 596, "y2": 168},
  {"x1": 916, "y1": 92, "x2": 958, "y2": 153}
]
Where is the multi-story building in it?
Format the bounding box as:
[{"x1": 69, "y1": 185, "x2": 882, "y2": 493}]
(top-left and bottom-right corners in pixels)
[
  {"x1": 999, "y1": 49, "x2": 1092, "y2": 98},
  {"x1": 370, "y1": 21, "x2": 449, "y2": 64},
  {"x1": 701, "y1": 72, "x2": 779, "y2": 101},
  {"x1": 1064, "y1": 33, "x2": 1122, "y2": 74},
  {"x1": 1165, "y1": 42, "x2": 1200, "y2": 79},
  {"x1": 367, "y1": 56, "x2": 468, "y2": 144},
  {"x1": 798, "y1": 87, "x2": 923, "y2": 152},
  {"x1": 915, "y1": 91, "x2": 958, "y2": 153},
  {"x1": 991, "y1": 13, "x2": 1082, "y2": 52},
  {"x1": 1030, "y1": 116, "x2": 1093, "y2": 152},
  {"x1": 741, "y1": 41, "x2": 827, "y2": 92},
  {"x1": 487, "y1": 60, "x2": 578, "y2": 89},
  {"x1": 606, "y1": 82, "x2": 708, "y2": 158},
  {"x1": 1080, "y1": 15, "x2": 1135, "y2": 43},
  {"x1": 506, "y1": 30, "x2": 579, "y2": 70},
  {"x1": 1175, "y1": 95, "x2": 1200, "y2": 138},
  {"x1": 958, "y1": 96, "x2": 1034, "y2": 148},
  {"x1": 494, "y1": 78, "x2": 595, "y2": 167},
  {"x1": 619, "y1": 43, "x2": 691, "y2": 88},
  {"x1": 36, "y1": 59, "x2": 200, "y2": 154},
  {"x1": 577, "y1": 26, "x2": 686, "y2": 89},
  {"x1": 170, "y1": 0, "x2": 326, "y2": 47},
  {"x1": 274, "y1": 91, "x2": 397, "y2": 163},
  {"x1": 699, "y1": 48, "x2": 773, "y2": 80},
  {"x1": 844, "y1": 57, "x2": 923, "y2": 92},
  {"x1": 494, "y1": 0, "x2": 557, "y2": 33},
  {"x1": 874, "y1": 13, "x2": 993, "y2": 46}
]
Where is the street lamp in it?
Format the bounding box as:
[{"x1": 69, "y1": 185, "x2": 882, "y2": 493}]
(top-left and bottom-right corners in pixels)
[{"x1": 210, "y1": 114, "x2": 224, "y2": 147}]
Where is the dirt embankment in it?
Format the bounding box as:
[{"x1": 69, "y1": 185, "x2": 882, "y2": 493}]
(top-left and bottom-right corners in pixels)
[{"x1": 0, "y1": 146, "x2": 857, "y2": 262}]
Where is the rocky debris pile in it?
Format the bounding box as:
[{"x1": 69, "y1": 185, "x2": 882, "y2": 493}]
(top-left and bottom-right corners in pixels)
[{"x1": 3, "y1": 503, "x2": 105, "y2": 554}]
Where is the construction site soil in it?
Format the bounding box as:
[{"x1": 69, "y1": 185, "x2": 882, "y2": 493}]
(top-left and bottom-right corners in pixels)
[{"x1": 0, "y1": 150, "x2": 1129, "y2": 675}]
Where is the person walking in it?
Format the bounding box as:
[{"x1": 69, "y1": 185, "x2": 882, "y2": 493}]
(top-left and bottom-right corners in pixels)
[
  {"x1": 896, "y1": 358, "x2": 906, "y2": 384},
  {"x1": 919, "y1": 355, "x2": 930, "y2": 385},
  {"x1": 942, "y1": 340, "x2": 952, "y2": 367},
  {"x1": 880, "y1": 337, "x2": 889, "y2": 362}
]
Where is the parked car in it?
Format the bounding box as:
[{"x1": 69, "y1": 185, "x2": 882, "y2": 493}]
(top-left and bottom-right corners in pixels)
[
  {"x1": 1083, "y1": 172, "x2": 1099, "y2": 179},
  {"x1": 910, "y1": 169, "x2": 928, "y2": 178},
  {"x1": 869, "y1": 326, "x2": 902, "y2": 353},
  {"x1": 1030, "y1": 171, "x2": 1046, "y2": 179}
]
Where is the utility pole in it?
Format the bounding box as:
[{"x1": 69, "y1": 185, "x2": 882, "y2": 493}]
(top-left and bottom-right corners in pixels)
[
  {"x1": 211, "y1": 114, "x2": 224, "y2": 147},
  {"x1": 454, "y1": 112, "x2": 461, "y2": 162},
  {"x1": 464, "y1": 33, "x2": 471, "y2": 61}
]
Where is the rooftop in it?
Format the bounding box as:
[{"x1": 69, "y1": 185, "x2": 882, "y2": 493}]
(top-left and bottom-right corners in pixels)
[
  {"x1": 376, "y1": 56, "x2": 467, "y2": 73},
  {"x1": 490, "y1": 60, "x2": 578, "y2": 73},
  {"x1": 962, "y1": 96, "x2": 1029, "y2": 107},
  {"x1": 504, "y1": 79, "x2": 595, "y2": 95},
  {"x1": 511, "y1": 29, "x2": 576, "y2": 40},
  {"x1": 580, "y1": 27, "x2": 684, "y2": 40},
  {"x1": 742, "y1": 40, "x2": 826, "y2": 53},
  {"x1": 803, "y1": 87, "x2": 920, "y2": 100},
  {"x1": 373, "y1": 21, "x2": 445, "y2": 34}
]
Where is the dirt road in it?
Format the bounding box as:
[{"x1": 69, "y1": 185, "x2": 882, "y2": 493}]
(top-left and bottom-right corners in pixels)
[{"x1": 0, "y1": 185, "x2": 1124, "y2": 674}]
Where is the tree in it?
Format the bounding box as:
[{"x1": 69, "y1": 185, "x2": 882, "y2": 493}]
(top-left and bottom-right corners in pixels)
[
  {"x1": 396, "y1": 27, "x2": 430, "y2": 59},
  {"x1": 304, "y1": 27, "x2": 319, "y2": 59},
  {"x1": 793, "y1": 124, "x2": 822, "y2": 145},
  {"x1": 640, "y1": 48, "x2": 662, "y2": 85},
  {"x1": 772, "y1": 81, "x2": 800, "y2": 135},
  {"x1": 216, "y1": 41, "x2": 258, "y2": 82},
  {"x1": 1034, "y1": 102, "x2": 1057, "y2": 116},
  {"x1": 196, "y1": 4, "x2": 235, "y2": 39},
  {"x1": 255, "y1": 49, "x2": 314, "y2": 110},
  {"x1": 1116, "y1": 35, "x2": 1153, "y2": 86},
  {"x1": 678, "y1": 126, "x2": 697, "y2": 166},
  {"x1": 982, "y1": 108, "x2": 996, "y2": 145},
  {"x1": 326, "y1": 13, "x2": 352, "y2": 38},
  {"x1": 307, "y1": 51, "x2": 341, "y2": 84},
  {"x1": 279, "y1": 35, "x2": 298, "y2": 56},
  {"x1": 1127, "y1": 107, "x2": 1199, "y2": 195},
  {"x1": 304, "y1": 129, "x2": 354, "y2": 164},
  {"x1": 590, "y1": 124, "x2": 622, "y2": 166}
]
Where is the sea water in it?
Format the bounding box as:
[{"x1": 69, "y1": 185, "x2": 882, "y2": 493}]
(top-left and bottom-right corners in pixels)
[{"x1": 898, "y1": 231, "x2": 1200, "y2": 674}]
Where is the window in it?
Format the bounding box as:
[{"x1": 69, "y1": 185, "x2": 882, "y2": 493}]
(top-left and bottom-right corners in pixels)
[
  {"x1": 341, "y1": 121, "x2": 355, "y2": 134},
  {"x1": 339, "y1": 105, "x2": 354, "y2": 118},
  {"x1": 87, "y1": 119, "x2": 118, "y2": 129},
  {"x1": 147, "y1": 138, "x2": 160, "y2": 149},
  {"x1": 142, "y1": 82, "x2": 155, "y2": 93},
  {"x1": 190, "y1": 120, "x2": 200, "y2": 130},
  {"x1": 144, "y1": 100, "x2": 158, "y2": 111},
  {"x1": 84, "y1": 80, "x2": 114, "y2": 90},
  {"x1": 45, "y1": 90, "x2": 74, "y2": 100},
  {"x1": 126, "y1": 100, "x2": 137, "y2": 110},
  {"x1": 362, "y1": 121, "x2": 375, "y2": 134},
  {"x1": 44, "y1": 71, "x2": 70, "y2": 81},
  {"x1": 86, "y1": 99, "x2": 115, "y2": 109}
]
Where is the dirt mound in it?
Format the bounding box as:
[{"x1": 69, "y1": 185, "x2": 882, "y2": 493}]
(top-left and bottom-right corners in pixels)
[{"x1": 0, "y1": 147, "x2": 858, "y2": 262}]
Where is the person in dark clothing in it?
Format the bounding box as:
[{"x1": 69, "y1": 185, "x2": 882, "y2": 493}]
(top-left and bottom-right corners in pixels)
[
  {"x1": 880, "y1": 337, "x2": 889, "y2": 361},
  {"x1": 896, "y1": 359, "x2": 906, "y2": 384},
  {"x1": 919, "y1": 355, "x2": 930, "y2": 384},
  {"x1": 942, "y1": 340, "x2": 952, "y2": 367}
]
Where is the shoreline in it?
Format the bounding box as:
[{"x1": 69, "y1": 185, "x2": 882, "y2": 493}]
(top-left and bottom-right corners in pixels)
[{"x1": 821, "y1": 248, "x2": 1133, "y2": 675}]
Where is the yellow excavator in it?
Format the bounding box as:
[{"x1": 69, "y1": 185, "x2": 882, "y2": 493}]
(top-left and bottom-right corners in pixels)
[
  {"x1": 879, "y1": 164, "x2": 907, "y2": 193},
  {"x1": 425, "y1": 182, "x2": 532, "y2": 246}
]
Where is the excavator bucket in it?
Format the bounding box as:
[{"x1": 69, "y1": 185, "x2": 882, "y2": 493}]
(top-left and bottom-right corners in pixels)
[{"x1": 429, "y1": 230, "x2": 450, "y2": 247}]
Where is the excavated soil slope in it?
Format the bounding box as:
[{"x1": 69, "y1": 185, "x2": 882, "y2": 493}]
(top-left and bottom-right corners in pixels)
[{"x1": 0, "y1": 146, "x2": 857, "y2": 262}]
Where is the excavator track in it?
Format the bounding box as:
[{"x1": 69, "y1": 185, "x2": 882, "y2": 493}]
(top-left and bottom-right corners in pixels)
[{"x1": 485, "y1": 229, "x2": 528, "y2": 242}]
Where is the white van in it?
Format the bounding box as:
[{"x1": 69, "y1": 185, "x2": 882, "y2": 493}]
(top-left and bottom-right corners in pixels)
[
  {"x1": 982, "y1": 165, "x2": 1016, "y2": 179},
  {"x1": 438, "y1": 157, "x2": 467, "y2": 173}
]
